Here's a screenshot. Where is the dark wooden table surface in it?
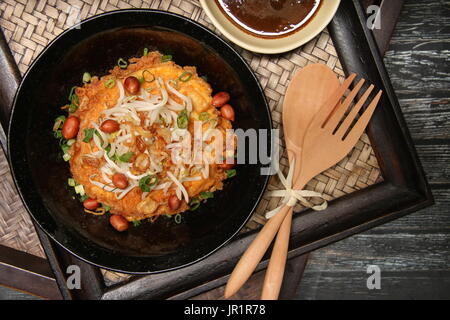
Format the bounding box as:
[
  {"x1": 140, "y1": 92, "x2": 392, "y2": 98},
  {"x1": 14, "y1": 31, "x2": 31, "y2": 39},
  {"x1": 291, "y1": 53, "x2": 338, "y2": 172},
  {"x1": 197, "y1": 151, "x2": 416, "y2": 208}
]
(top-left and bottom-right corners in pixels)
[
  {"x1": 1, "y1": 0, "x2": 449, "y2": 300},
  {"x1": 292, "y1": 0, "x2": 450, "y2": 299}
]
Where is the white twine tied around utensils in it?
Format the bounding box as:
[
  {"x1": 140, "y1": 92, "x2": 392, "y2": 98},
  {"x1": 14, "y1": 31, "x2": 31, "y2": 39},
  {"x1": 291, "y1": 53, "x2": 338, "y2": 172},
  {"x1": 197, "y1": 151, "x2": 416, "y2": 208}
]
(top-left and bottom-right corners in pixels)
[{"x1": 265, "y1": 159, "x2": 328, "y2": 219}]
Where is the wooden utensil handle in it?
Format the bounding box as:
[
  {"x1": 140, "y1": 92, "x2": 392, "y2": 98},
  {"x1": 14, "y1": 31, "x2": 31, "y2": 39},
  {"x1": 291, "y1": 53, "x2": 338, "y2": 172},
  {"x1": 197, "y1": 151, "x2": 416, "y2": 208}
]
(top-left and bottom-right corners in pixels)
[
  {"x1": 224, "y1": 175, "x2": 309, "y2": 298},
  {"x1": 261, "y1": 210, "x2": 293, "y2": 300},
  {"x1": 224, "y1": 204, "x2": 291, "y2": 298}
]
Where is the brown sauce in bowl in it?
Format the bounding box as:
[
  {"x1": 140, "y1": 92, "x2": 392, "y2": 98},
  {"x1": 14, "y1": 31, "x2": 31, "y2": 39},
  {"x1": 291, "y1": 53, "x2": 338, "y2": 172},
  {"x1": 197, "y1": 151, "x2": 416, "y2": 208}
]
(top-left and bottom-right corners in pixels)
[{"x1": 216, "y1": 0, "x2": 321, "y2": 38}]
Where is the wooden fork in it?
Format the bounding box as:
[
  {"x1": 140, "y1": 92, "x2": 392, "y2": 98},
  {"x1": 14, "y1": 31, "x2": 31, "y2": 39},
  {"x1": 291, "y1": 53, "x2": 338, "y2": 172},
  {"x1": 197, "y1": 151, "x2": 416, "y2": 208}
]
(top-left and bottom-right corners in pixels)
[{"x1": 224, "y1": 74, "x2": 382, "y2": 299}]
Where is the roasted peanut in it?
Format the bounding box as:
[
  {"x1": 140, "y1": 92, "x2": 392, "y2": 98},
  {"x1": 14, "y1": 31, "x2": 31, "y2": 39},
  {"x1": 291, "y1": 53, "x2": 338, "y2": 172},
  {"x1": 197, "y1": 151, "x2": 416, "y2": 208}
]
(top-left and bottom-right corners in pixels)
[
  {"x1": 61, "y1": 116, "x2": 80, "y2": 139},
  {"x1": 110, "y1": 214, "x2": 129, "y2": 232},
  {"x1": 124, "y1": 76, "x2": 141, "y2": 95},
  {"x1": 83, "y1": 198, "x2": 99, "y2": 210},
  {"x1": 100, "y1": 119, "x2": 120, "y2": 133},
  {"x1": 212, "y1": 91, "x2": 230, "y2": 108},
  {"x1": 112, "y1": 173, "x2": 129, "y2": 189},
  {"x1": 168, "y1": 195, "x2": 181, "y2": 210},
  {"x1": 220, "y1": 104, "x2": 235, "y2": 121}
]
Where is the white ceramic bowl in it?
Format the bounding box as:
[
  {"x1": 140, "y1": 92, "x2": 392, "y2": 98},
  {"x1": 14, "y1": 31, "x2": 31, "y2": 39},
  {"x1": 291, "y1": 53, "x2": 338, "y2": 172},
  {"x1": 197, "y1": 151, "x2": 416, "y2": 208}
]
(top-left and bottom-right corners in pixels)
[{"x1": 200, "y1": 0, "x2": 341, "y2": 54}]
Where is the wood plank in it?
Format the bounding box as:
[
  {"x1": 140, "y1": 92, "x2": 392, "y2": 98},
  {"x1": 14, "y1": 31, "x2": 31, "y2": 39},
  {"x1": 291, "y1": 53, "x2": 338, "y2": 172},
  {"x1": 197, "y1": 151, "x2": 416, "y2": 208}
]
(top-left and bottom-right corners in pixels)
[
  {"x1": 294, "y1": 0, "x2": 450, "y2": 300},
  {"x1": 0, "y1": 244, "x2": 62, "y2": 299},
  {"x1": 296, "y1": 270, "x2": 450, "y2": 300},
  {"x1": 384, "y1": 41, "x2": 450, "y2": 99},
  {"x1": 307, "y1": 232, "x2": 449, "y2": 272},
  {"x1": 398, "y1": 98, "x2": 450, "y2": 140},
  {"x1": 0, "y1": 286, "x2": 42, "y2": 300},
  {"x1": 389, "y1": 1, "x2": 450, "y2": 42},
  {"x1": 373, "y1": 189, "x2": 450, "y2": 231},
  {"x1": 383, "y1": 2, "x2": 450, "y2": 100},
  {"x1": 415, "y1": 144, "x2": 450, "y2": 184}
]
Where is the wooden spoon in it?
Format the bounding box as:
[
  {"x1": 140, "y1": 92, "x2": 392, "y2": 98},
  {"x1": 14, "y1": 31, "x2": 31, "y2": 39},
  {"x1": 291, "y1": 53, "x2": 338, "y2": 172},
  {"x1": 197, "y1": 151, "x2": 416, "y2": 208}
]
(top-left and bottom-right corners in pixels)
[
  {"x1": 260, "y1": 64, "x2": 341, "y2": 299},
  {"x1": 261, "y1": 73, "x2": 382, "y2": 299},
  {"x1": 224, "y1": 64, "x2": 340, "y2": 299}
]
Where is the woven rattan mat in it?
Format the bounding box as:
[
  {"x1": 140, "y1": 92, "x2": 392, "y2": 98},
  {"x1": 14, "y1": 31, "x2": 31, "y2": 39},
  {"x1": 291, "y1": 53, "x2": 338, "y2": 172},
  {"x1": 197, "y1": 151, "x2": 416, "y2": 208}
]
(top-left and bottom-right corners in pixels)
[{"x1": 0, "y1": 0, "x2": 382, "y2": 284}]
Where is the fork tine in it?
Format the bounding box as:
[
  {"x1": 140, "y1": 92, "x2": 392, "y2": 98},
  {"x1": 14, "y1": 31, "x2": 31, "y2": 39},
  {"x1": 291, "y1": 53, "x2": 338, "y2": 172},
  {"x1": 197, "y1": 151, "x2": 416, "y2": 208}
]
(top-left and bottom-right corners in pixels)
[
  {"x1": 342, "y1": 90, "x2": 382, "y2": 144},
  {"x1": 335, "y1": 84, "x2": 375, "y2": 139},
  {"x1": 310, "y1": 73, "x2": 356, "y2": 128},
  {"x1": 323, "y1": 78, "x2": 365, "y2": 131}
]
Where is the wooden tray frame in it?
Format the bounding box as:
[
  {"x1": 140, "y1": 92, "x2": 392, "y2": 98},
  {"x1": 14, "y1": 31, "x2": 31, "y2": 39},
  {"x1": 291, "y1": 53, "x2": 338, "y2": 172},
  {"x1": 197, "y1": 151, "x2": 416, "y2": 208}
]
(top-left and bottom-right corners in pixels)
[{"x1": 0, "y1": 0, "x2": 433, "y2": 300}]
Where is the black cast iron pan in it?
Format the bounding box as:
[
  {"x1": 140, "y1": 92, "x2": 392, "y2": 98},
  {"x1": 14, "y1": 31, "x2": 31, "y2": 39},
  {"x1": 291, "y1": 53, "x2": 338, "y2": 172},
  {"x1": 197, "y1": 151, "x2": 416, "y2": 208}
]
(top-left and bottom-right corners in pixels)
[{"x1": 7, "y1": 9, "x2": 271, "y2": 274}]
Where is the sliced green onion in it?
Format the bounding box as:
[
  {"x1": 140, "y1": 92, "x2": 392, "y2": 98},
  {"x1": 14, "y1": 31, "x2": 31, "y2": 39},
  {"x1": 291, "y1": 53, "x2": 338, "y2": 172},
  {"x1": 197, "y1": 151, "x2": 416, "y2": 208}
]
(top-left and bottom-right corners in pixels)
[
  {"x1": 104, "y1": 144, "x2": 117, "y2": 161},
  {"x1": 139, "y1": 175, "x2": 158, "y2": 192},
  {"x1": 94, "y1": 130, "x2": 104, "y2": 145},
  {"x1": 177, "y1": 109, "x2": 189, "y2": 129},
  {"x1": 117, "y1": 57, "x2": 128, "y2": 69},
  {"x1": 141, "y1": 70, "x2": 155, "y2": 83},
  {"x1": 139, "y1": 70, "x2": 155, "y2": 84},
  {"x1": 68, "y1": 86, "x2": 77, "y2": 101},
  {"x1": 63, "y1": 153, "x2": 71, "y2": 161},
  {"x1": 132, "y1": 220, "x2": 141, "y2": 227},
  {"x1": 199, "y1": 191, "x2": 214, "y2": 200},
  {"x1": 68, "y1": 178, "x2": 76, "y2": 187},
  {"x1": 178, "y1": 71, "x2": 192, "y2": 82},
  {"x1": 67, "y1": 88, "x2": 79, "y2": 113},
  {"x1": 53, "y1": 115, "x2": 66, "y2": 131},
  {"x1": 54, "y1": 130, "x2": 62, "y2": 139},
  {"x1": 104, "y1": 79, "x2": 116, "y2": 88},
  {"x1": 68, "y1": 91, "x2": 79, "y2": 113},
  {"x1": 67, "y1": 95, "x2": 79, "y2": 113},
  {"x1": 208, "y1": 118, "x2": 218, "y2": 129},
  {"x1": 66, "y1": 139, "x2": 76, "y2": 146},
  {"x1": 82, "y1": 72, "x2": 91, "y2": 83},
  {"x1": 118, "y1": 151, "x2": 134, "y2": 163},
  {"x1": 61, "y1": 144, "x2": 70, "y2": 154},
  {"x1": 199, "y1": 112, "x2": 209, "y2": 122},
  {"x1": 83, "y1": 128, "x2": 95, "y2": 143},
  {"x1": 101, "y1": 203, "x2": 111, "y2": 212},
  {"x1": 68, "y1": 104, "x2": 78, "y2": 113},
  {"x1": 189, "y1": 198, "x2": 200, "y2": 211},
  {"x1": 74, "y1": 184, "x2": 85, "y2": 195},
  {"x1": 143, "y1": 48, "x2": 149, "y2": 56},
  {"x1": 226, "y1": 169, "x2": 236, "y2": 178},
  {"x1": 71, "y1": 93, "x2": 79, "y2": 105},
  {"x1": 79, "y1": 194, "x2": 88, "y2": 202},
  {"x1": 55, "y1": 115, "x2": 66, "y2": 122},
  {"x1": 161, "y1": 54, "x2": 172, "y2": 62},
  {"x1": 174, "y1": 214, "x2": 182, "y2": 224}
]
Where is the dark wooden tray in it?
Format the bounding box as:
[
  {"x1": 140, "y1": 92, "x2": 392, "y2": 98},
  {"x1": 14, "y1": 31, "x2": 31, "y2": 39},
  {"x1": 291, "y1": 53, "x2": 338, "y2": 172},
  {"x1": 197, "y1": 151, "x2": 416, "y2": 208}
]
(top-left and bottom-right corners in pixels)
[{"x1": 0, "y1": 0, "x2": 433, "y2": 300}]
